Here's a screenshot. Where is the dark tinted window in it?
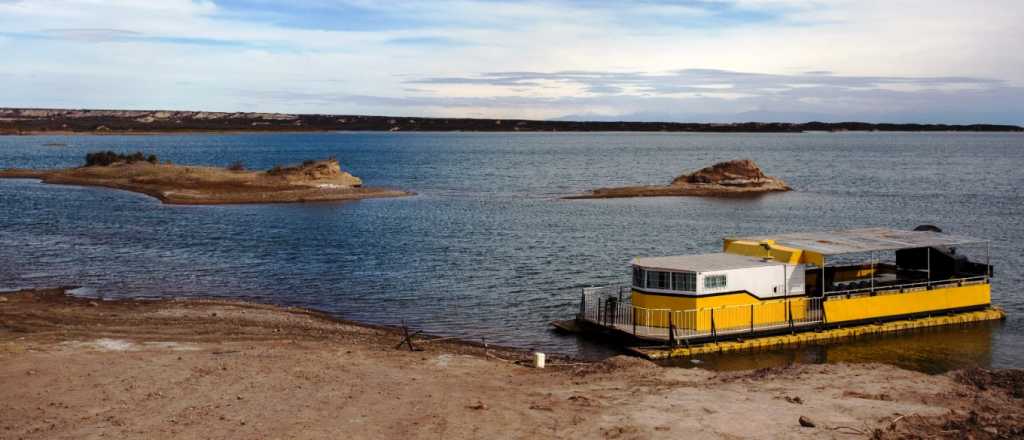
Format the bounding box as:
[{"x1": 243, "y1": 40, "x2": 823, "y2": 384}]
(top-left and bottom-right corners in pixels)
[
  {"x1": 646, "y1": 271, "x2": 670, "y2": 289},
  {"x1": 672, "y1": 272, "x2": 696, "y2": 291}
]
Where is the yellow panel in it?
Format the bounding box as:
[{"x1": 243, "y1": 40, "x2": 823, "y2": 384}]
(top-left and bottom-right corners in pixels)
[
  {"x1": 722, "y1": 239, "x2": 823, "y2": 266},
  {"x1": 823, "y1": 283, "x2": 990, "y2": 323},
  {"x1": 631, "y1": 290, "x2": 698, "y2": 310},
  {"x1": 631, "y1": 290, "x2": 809, "y2": 331},
  {"x1": 630, "y1": 291, "x2": 697, "y2": 328},
  {"x1": 832, "y1": 264, "x2": 879, "y2": 282}
]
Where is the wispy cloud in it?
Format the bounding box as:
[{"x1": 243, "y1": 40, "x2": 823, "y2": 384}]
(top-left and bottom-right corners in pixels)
[
  {"x1": 39, "y1": 28, "x2": 142, "y2": 41},
  {"x1": 410, "y1": 69, "x2": 1004, "y2": 94},
  {"x1": 3, "y1": 28, "x2": 257, "y2": 47},
  {"x1": 384, "y1": 36, "x2": 473, "y2": 47}
]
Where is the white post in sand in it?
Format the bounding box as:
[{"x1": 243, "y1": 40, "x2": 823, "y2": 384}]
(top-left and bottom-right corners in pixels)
[{"x1": 533, "y1": 352, "x2": 546, "y2": 369}]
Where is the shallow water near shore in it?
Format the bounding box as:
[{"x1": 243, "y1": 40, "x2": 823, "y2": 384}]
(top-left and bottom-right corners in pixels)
[{"x1": 1, "y1": 132, "x2": 1022, "y2": 371}]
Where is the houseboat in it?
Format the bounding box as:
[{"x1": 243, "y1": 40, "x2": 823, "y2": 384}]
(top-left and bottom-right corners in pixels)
[{"x1": 562, "y1": 227, "x2": 1005, "y2": 357}]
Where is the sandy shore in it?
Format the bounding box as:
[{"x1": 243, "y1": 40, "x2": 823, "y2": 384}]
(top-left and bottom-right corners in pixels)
[
  {"x1": 1, "y1": 288, "x2": 1021, "y2": 439},
  {"x1": 0, "y1": 160, "x2": 411, "y2": 205}
]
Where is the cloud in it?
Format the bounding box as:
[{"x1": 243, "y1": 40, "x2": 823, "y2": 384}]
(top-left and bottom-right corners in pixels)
[
  {"x1": 0, "y1": 0, "x2": 1021, "y2": 123},
  {"x1": 384, "y1": 36, "x2": 472, "y2": 47},
  {"x1": 39, "y1": 28, "x2": 142, "y2": 41},
  {"x1": 407, "y1": 69, "x2": 1005, "y2": 100},
  {"x1": 229, "y1": 69, "x2": 1024, "y2": 124},
  {"x1": 4, "y1": 28, "x2": 255, "y2": 47}
]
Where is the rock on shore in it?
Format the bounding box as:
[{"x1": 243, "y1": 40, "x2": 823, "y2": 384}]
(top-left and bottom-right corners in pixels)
[{"x1": 567, "y1": 159, "x2": 790, "y2": 199}]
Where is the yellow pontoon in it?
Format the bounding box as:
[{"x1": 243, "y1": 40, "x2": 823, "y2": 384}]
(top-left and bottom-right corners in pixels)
[{"x1": 565, "y1": 226, "x2": 1004, "y2": 352}]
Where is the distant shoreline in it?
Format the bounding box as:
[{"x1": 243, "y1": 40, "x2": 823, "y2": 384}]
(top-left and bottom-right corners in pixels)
[
  {"x1": 5, "y1": 129, "x2": 1024, "y2": 137},
  {"x1": 2, "y1": 108, "x2": 1021, "y2": 134}
]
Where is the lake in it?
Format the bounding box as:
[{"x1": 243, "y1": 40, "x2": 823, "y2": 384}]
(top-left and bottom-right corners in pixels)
[{"x1": 1, "y1": 132, "x2": 1022, "y2": 370}]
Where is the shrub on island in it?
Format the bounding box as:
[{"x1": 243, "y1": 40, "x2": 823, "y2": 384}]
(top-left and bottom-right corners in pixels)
[{"x1": 84, "y1": 151, "x2": 159, "y2": 167}]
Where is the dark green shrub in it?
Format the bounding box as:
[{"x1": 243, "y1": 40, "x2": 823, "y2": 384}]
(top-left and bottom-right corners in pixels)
[{"x1": 84, "y1": 151, "x2": 158, "y2": 167}]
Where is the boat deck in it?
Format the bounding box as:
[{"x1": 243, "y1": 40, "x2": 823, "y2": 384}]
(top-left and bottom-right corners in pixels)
[{"x1": 575, "y1": 316, "x2": 823, "y2": 343}]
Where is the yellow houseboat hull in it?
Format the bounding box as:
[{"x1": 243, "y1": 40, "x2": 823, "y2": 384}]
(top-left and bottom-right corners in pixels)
[
  {"x1": 823, "y1": 282, "x2": 989, "y2": 322},
  {"x1": 630, "y1": 282, "x2": 990, "y2": 332},
  {"x1": 629, "y1": 307, "x2": 1005, "y2": 360}
]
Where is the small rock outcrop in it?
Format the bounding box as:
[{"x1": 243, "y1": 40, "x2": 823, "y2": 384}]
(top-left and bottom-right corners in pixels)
[
  {"x1": 672, "y1": 159, "x2": 775, "y2": 187},
  {"x1": 567, "y1": 159, "x2": 790, "y2": 199},
  {"x1": 268, "y1": 159, "x2": 363, "y2": 187}
]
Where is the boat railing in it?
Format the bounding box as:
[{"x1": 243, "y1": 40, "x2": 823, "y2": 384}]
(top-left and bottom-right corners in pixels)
[
  {"x1": 824, "y1": 275, "x2": 988, "y2": 299},
  {"x1": 579, "y1": 286, "x2": 824, "y2": 342}
]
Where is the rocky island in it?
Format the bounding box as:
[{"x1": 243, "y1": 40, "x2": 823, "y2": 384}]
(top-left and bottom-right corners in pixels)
[
  {"x1": 0, "y1": 153, "x2": 411, "y2": 204},
  {"x1": 568, "y1": 159, "x2": 790, "y2": 199}
]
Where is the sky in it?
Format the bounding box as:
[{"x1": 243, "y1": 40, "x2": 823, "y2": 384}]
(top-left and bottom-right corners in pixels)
[{"x1": 1, "y1": 0, "x2": 1022, "y2": 124}]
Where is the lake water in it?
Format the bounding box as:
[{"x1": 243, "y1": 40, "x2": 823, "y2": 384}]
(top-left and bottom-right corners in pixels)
[{"x1": 1, "y1": 132, "x2": 1022, "y2": 370}]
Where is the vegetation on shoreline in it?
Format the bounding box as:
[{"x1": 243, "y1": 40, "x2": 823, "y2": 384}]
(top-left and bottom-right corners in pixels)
[{"x1": 84, "y1": 150, "x2": 158, "y2": 167}]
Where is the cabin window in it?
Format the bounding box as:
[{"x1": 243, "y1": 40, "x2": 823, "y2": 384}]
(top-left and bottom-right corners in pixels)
[
  {"x1": 704, "y1": 274, "x2": 727, "y2": 289},
  {"x1": 646, "y1": 271, "x2": 670, "y2": 290},
  {"x1": 671, "y1": 272, "x2": 696, "y2": 292},
  {"x1": 632, "y1": 266, "x2": 645, "y2": 287}
]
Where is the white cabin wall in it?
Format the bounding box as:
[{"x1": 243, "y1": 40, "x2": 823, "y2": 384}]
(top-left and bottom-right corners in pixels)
[
  {"x1": 787, "y1": 264, "x2": 806, "y2": 295},
  {"x1": 698, "y1": 265, "x2": 787, "y2": 298}
]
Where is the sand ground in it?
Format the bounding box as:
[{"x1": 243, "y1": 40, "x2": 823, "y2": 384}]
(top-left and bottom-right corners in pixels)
[{"x1": 1, "y1": 289, "x2": 1021, "y2": 439}]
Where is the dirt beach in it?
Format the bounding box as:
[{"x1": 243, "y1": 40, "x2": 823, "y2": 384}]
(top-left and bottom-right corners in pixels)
[
  {"x1": 0, "y1": 159, "x2": 410, "y2": 205},
  {"x1": 1, "y1": 288, "x2": 1021, "y2": 439}
]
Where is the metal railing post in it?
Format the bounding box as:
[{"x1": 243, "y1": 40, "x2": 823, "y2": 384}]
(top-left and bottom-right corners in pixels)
[
  {"x1": 668, "y1": 312, "x2": 676, "y2": 346},
  {"x1": 821, "y1": 298, "x2": 827, "y2": 324},
  {"x1": 608, "y1": 297, "x2": 617, "y2": 327},
  {"x1": 986, "y1": 241, "x2": 991, "y2": 283},
  {"x1": 788, "y1": 300, "x2": 795, "y2": 333},
  {"x1": 926, "y1": 247, "x2": 931, "y2": 288},
  {"x1": 870, "y1": 253, "x2": 875, "y2": 294},
  {"x1": 710, "y1": 309, "x2": 717, "y2": 343},
  {"x1": 750, "y1": 304, "x2": 755, "y2": 334},
  {"x1": 579, "y1": 288, "x2": 585, "y2": 319},
  {"x1": 632, "y1": 308, "x2": 637, "y2": 335}
]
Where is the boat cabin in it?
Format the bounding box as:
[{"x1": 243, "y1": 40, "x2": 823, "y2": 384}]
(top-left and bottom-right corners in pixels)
[{"x1": 632, "y1": 253, "x2": 806, "y2": 297}]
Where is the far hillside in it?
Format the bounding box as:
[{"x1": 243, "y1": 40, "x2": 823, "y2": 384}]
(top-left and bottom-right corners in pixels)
[{"x1": 1, "y1": 108, "x2": 1021, "y2": 134}]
